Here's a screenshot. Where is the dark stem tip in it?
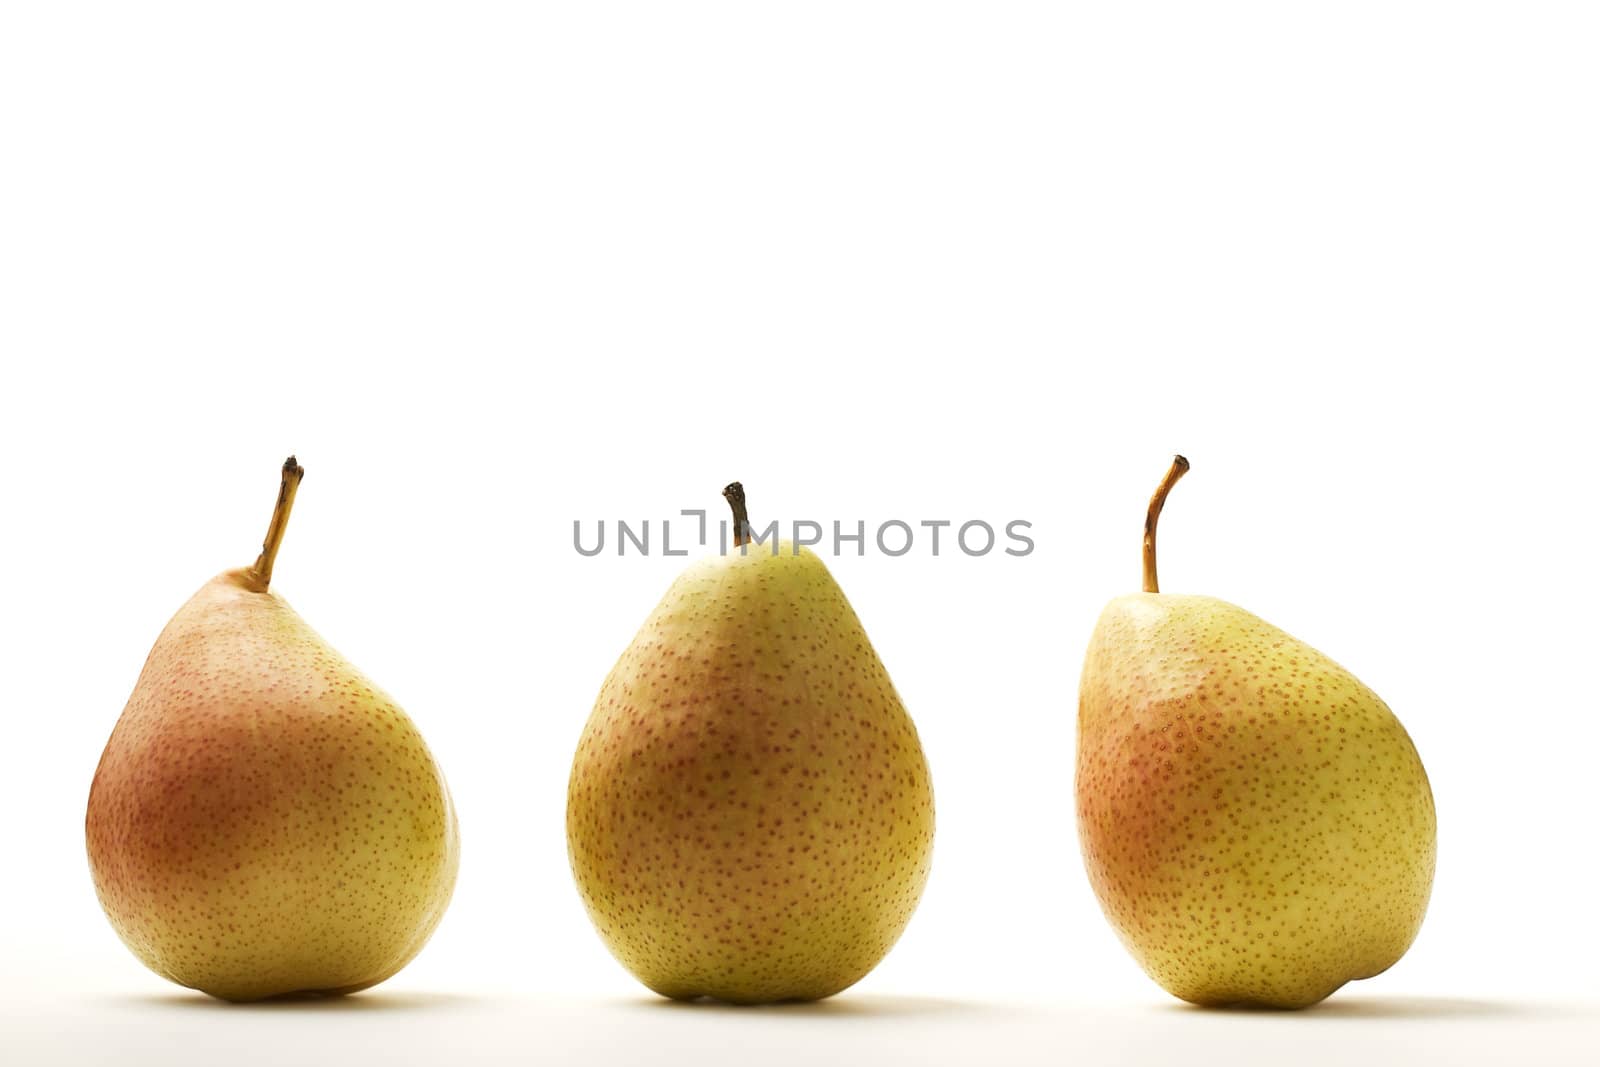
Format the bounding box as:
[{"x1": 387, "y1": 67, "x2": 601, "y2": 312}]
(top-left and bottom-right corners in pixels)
[{"x1": 722, "y1": 481, "x2": 750, "y2": 547}]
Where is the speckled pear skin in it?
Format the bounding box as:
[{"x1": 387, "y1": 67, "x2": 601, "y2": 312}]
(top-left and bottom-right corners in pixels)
[
  {"x1": 86, "y1": 569, "x2": 459, "y2": 1002},
  {"x1": 567, "y1": 542, "x2": 934, "y2": 1003},
  {"x1": 1077, "y1": 593, "x2": 1435, "y2": 1009}
]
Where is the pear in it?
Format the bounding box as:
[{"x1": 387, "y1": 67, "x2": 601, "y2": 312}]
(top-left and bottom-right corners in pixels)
[
  {"x1": 86, "y1": 458, "x2": 459, "y2": 1001},
  {"x1": 1077, "y1": 457, "x2": 1435, "y2": 1009},
  {"x1": 567, "y1": 483, "x2": 934, "y2": 1003}
]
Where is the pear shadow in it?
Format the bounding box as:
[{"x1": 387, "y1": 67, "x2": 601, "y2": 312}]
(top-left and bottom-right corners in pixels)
[
  {"x1": 633, "y1": 993, "x2": 1008, "y2": 1019},
  {"x1": 1166, "y1": 996, "x2": 1549, "y2": 1021},
  {"x1": 112, "y1": 990, "x2": 486, "y2": 1013}
]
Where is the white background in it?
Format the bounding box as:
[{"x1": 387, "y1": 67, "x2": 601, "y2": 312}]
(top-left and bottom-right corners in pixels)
[{"x1": 2, "y1": 2, "x2": 1596, "y2": 1064}]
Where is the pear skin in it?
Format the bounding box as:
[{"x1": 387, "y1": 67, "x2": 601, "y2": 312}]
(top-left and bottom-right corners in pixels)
[
  {"x1": 86, "y1": 459, "x2": 459, "y2": 1001},
  {"x1": 1076, "y1": 458, "x2": 1435, "y2": 1009},
  {"x1": 567, "y1": 485, "x2": 934, "y2": 1004}
]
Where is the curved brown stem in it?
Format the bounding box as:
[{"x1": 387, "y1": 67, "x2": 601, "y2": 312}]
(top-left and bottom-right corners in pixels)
[
  {"x1": 246, "y1": 456, "x2": 305, "y2": 591},
  {"x1": 722, "y1": 482, "x2": 750, "y2": 547},
  {"x1": 1142, "y1": 455, "x2": 1188, "y2": 593}
]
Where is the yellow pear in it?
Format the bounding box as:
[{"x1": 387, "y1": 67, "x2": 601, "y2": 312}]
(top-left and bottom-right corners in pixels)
[
  {"x1": 1077, "y1": 457, "x2": 1435, "y2": 1009},
  {"x1": 567, "y1": 483, "x2": 934, "y2": 1003},
  {"x1": 86, "y1": 458, "x2": 459, "y2": 1001}
]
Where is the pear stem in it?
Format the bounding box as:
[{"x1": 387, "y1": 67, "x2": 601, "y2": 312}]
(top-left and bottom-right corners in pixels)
[
  {"x1": 722, "y1": 482, "x2": 751, "y2": 547},
  {"x1": 1142, "y1": 455, "x2": 1189, "y2": 594},
  {"x1": 247, "y1": 456, "x2": 305, "y2": 591}
]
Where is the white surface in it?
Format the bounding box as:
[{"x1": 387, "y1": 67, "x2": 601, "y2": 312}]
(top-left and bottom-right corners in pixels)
[
  {"x1": 3, "y1": 2, "x2": 1599, "y2": 1064},
  {"x1": 4, "y1": 983, "x2": 1597, "y2": 1067}
]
